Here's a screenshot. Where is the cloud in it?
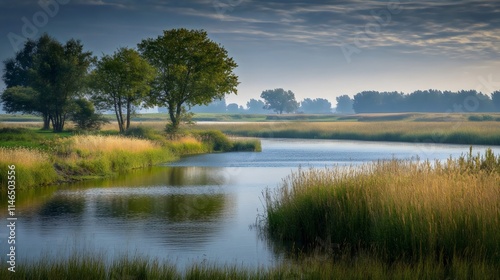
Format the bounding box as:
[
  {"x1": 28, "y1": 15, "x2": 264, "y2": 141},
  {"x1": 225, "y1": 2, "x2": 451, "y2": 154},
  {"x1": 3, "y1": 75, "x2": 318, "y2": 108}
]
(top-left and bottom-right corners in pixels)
[
  {"x1": 183, "y1": 0, "x2": 500, "y2": 60},
  {"x1": 1, "y1": 0, "x2": 498, "y2": 61}
]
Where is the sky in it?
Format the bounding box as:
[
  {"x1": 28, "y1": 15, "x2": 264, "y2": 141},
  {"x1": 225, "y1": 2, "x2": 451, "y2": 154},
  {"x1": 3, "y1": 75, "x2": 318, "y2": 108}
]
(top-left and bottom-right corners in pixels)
[{"x1": 1, "y1": 0, "x2": 499, "y2": 107}]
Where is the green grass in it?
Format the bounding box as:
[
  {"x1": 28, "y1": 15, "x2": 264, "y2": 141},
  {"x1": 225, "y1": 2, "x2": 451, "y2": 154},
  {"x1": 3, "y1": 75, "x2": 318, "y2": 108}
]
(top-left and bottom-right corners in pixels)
[
  {"x1": 1, "y1": 253, "x2": 499, "y2": 279},
  {"x1": 264, "y1": 149, "x2": 500, "y2": 264}
]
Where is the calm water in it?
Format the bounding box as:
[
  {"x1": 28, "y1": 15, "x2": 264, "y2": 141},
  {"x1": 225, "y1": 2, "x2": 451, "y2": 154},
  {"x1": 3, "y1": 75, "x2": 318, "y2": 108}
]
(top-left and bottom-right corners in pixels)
[{"x1": 1, "y1": 139, "x2": 499, "y2": 268}]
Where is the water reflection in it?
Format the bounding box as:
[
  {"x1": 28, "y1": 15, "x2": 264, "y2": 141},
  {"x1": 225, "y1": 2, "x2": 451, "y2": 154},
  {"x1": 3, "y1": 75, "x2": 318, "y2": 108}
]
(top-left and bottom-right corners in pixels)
[
  {"x1": 96, "y1": 193, "x2": 227, "y2": 221},
  {"x1": 74, "y1": 166, "x2": 228, "y2": 188},
  {"x1": 39, "y1": 196, "x2": 85, "y2": 217}
]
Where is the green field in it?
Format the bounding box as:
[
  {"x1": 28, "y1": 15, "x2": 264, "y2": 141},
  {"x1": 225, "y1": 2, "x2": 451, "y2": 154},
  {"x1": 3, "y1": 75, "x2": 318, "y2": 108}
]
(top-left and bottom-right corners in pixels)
[{"x1": 4, "y1": 112, "x2": 500, "y2": 123}]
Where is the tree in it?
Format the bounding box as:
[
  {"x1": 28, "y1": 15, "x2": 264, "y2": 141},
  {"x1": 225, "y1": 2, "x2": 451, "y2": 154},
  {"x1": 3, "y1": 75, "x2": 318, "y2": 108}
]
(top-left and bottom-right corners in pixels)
[
  {"x1": 246, "y1": 98, "x2": 267, "y2": 113},
  {"x1": 492, "y1": 91, "x2": 500, "y2": 112},
  {"x1": 90, "y1": 47, "x2": 155, "y2": 133},
  {"x1": 138, "y1": 28, "x2": 239, "y2": 132},
  {"x1": 226, "y1": 103, "x2": 239, "y2": 113},
  {"x1": 190, "y1": 98, "x2": 227, "y2": 113},
  {"x1": 1, "y1": 34, "x2": 92, "y2": 132},
  {"x1": 335, "y1": 95, "x2": 354, "y2": 114},
  {"x1": 2, "y1": 36, "x2": 51, "y2": 129},
  {"x1": 300, "y1": 98, "x2": 332, "y2": 114},
  {"x1": 31, "y1": 35, "x2": 93, "y2": 132},
  {"x1": 70, "y1": 98, "x2": 109, "y2": 131},
  {"x1": 260, "y1": 88, "x2": 299, "y2": 114}
]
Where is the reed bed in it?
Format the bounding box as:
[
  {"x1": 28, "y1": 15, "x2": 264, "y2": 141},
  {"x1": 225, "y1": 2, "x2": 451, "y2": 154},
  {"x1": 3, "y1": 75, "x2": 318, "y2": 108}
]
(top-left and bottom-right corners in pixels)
[
  {"x1": 1, "y1": 253, "x2": 498, "y2": 279},
  {"x1": 0, "y1": 147, "x2": 58, "y2": 188},
  {"x1": 53, "y1": 135, "x2": 175, "y2": 176},
  {"x1": 194, "y1": 121, "x2": 500, "y2": 145},
  {"x1": 265, "y1": 149, "x2": 500, "y2": 263}
]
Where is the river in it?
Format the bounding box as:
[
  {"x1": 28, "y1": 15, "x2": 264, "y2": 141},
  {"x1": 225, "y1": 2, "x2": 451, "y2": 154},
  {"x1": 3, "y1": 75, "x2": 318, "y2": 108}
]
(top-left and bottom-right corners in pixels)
[{"x1": 2, "y1": 139, "x2": 499, "y2": 268}]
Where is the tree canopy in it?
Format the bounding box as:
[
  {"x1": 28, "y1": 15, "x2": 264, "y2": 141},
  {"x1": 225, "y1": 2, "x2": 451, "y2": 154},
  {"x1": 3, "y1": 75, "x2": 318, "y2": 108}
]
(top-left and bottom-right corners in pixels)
[
  {"x1": 90, "y1": 47, "x2": 155, "y2": 133},
  {"x1": 352, "y1": 90, "x2": 495, "y2": 113},
  {"x1": 299, "y1": 98, "x2": 332, "y2": 114},
  {"x1": 246, "y1": 98, "x2": 267, "y2": 113},
  {"x1": 1, "y1": 34, "x2": 93, "y2": 132},
  {"x1": 138, "y1": 28, "x2": 239, "y2": 131},
  {"x1": 336, "y1": 95, "x2": 354, "y2": 114},
  {"x1": 260, "y1": 88, "x2": 299, "y2": 114}
]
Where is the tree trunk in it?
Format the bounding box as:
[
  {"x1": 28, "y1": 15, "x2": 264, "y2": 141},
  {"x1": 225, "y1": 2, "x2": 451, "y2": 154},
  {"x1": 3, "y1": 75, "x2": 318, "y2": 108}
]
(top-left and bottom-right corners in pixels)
[
  {"x1": 52, "y1": 110, "x2": 65, "y2": 132},
  {"x1": 116, "y1": 100, "x2": 125, "y2": 134},
  {"x1": 126, "y1": 101, "x2": 131, "y2": 131},
  {"x1": 167, "y1": 101, "x2": 180, "y2": 133},
  {"x1": 42, "y1": 113, "x2": 51, "y2": 130}
]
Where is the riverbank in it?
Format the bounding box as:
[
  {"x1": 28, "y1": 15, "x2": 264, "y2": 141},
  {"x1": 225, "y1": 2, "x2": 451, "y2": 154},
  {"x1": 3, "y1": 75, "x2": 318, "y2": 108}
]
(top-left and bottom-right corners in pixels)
[
  {"x1": 0, "y1": 127, "x2": 261, "y2": 189},
  {"x1": 193, "y1": 121, "x2": 500, "y2": 145}
]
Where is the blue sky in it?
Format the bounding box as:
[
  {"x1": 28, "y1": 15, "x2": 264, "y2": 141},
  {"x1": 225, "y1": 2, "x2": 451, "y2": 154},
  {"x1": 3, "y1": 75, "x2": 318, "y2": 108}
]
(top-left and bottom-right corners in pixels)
[{"x1": 1, "y1": 0, "x2": 499, "y2": 106}]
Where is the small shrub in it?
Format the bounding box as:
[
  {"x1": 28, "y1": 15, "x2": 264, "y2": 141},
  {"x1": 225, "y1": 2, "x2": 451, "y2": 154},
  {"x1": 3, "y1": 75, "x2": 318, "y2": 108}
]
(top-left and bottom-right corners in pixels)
[
  {"x1": 230, "y1": 139, "x2": 262, "y2": 152},
  {"x1": 125, "y1": 126, "x2": 163, "y2": 141},
  {"x1": 193, "y1": 130, "x2": 233, "y2": 152},
  {"x1": 70, "y1": 98, "x2": 109, "y2": 131}
]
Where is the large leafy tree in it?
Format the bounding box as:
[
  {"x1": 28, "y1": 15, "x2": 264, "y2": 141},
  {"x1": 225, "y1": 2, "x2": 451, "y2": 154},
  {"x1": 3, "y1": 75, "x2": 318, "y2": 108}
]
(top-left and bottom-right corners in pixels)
[
  {"x1": 90, "y1": 47, "x2": 155, "y2": 133},
  {"x1": 2, "y1": 36, "x2": 51, "y2": 129},
  {"x1": 32, "y1": 36, "x2": 93, "y2": 132},
  {"x1": 138, "y1": 28, "x2": 239, "y2": 132},
  {"x1": 1, "y1": 34, "x2": 92, "y2": 132},
  {"x1": 260, "y1": 88, "x2": 299, "y2": 114}
]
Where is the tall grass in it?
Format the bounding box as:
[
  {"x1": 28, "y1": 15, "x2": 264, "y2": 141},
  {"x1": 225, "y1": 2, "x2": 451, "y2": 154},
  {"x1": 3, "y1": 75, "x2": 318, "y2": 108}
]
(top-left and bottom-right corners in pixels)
[
  {"x1": 194, "y1": 121, "x2": 500, "y2": 145},
  {"x1": 265, "y1": 149, "x2": 500, "y2": 263},
  {"x1": 1, "y1": 253, "x2": 499, "y2": 279},
  {"x1": 0, "y1": 147, "x2": 58, "y2": 188},
  {"x1": 53, "y1": 135, "x2": 175, "y2": 176}
]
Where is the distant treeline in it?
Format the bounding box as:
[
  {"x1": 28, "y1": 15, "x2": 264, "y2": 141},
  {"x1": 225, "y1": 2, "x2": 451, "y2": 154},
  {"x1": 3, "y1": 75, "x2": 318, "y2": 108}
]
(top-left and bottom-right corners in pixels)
[
  {"x1": 352, "y1": 90, "x2": 500, "y2": 113},
  {"x1": 164, "y1": 89, "x2": 500, "y2": 115}
]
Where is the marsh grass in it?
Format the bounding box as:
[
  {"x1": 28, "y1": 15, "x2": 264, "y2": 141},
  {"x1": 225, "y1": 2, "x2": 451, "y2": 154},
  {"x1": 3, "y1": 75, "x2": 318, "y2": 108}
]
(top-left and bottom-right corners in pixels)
[
  {"x1": 194, "y1": 121, "x2": 500, "y2": 145},
  {"x1": 264, "y1": 149, "x2": 500, "y2": 264},
  {"x1": 0, "y1": 147, "x2": 58, "y2": 188},
  {"x1": 1, "y1": 252, "x2": 499, "y2": 279},
  {"x1": 230, "y1": 138, "x2": 262, "y2": 152},
  {"x1": 52, "y1": 135, "x2": 175, "y2": 177}
]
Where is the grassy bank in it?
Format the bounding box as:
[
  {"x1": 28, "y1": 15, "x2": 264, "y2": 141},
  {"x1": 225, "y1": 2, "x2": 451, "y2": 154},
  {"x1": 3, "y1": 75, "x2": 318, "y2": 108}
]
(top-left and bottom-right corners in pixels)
[
  {"x1": 0, "y1": 127, "x2": 261, "y2": 189},
  {"x1": 194, "y1": 121, "x2": 500, "y2": 145},
  {"x1": 264, "y1": 149, "x2": 500, "y2": 265},
  {"x1": 1, "y1": 253, "x2": 499, "y2": 279}
]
